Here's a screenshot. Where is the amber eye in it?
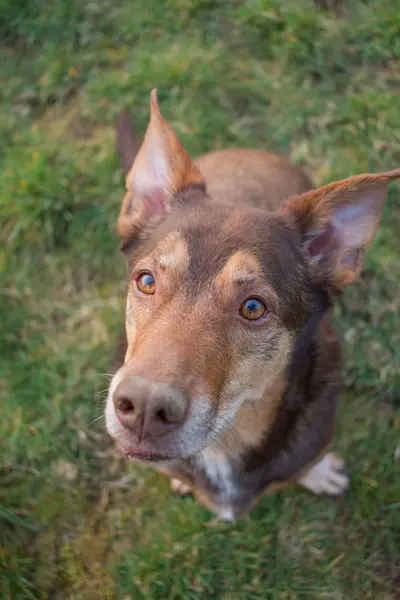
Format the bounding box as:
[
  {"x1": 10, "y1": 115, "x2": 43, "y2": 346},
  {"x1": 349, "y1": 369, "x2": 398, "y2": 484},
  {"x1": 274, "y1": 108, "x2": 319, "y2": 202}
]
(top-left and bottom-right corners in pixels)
[
  {"x1": 240, "y1": 297, "x2": 267, "y2": 321},
  {"x1": 136, "y1": 272, "x2": 156, "y2": 295}
]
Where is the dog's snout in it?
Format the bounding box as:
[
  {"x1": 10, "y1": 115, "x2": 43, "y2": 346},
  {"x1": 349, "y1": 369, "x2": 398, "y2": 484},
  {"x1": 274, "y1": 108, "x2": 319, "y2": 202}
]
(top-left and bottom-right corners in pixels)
[{"x1": 113, "y1": 376, "x2": 188, "y2": 439}]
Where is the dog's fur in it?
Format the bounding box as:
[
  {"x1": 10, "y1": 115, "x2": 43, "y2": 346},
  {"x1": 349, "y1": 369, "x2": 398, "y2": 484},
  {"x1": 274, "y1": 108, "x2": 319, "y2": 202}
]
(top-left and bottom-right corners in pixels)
[{"x1": 106, "y1": 90, "x2": 400, "y2": 520}]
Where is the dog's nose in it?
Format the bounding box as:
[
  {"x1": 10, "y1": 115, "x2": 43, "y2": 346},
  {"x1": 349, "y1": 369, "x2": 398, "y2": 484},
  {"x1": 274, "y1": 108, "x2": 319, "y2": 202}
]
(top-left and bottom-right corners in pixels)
[{"x1": 113, "y1": 376, "x2": 188, "y2": 439}]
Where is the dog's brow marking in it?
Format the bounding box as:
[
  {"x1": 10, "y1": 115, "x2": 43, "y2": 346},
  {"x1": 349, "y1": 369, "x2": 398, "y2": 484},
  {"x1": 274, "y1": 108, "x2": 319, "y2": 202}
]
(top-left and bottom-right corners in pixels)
[
  {"x1": 156, "y1": 235, "x2": 189, "y2": 272},
  {"x1": 217, "y1": 250, "x2": 261, "y2": 289}
]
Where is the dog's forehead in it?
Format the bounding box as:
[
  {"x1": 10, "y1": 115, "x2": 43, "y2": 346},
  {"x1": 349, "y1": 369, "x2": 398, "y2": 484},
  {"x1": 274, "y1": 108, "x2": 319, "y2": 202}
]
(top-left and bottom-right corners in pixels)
[
  {"x1": 130, "y1": 203, "x2": 310, "y2": 326},
  {"x1": 178, "y1": 207, "x2": 298, "y2": 283},
  {"x1": 178, "y1": 206, "x2": 311, "y2": 326},
  {"x1": 140, "y1": 205, "x2": 298, "y2": 280},
  {"x1": 146, "y1": 208, "x2": 269, "y2": 283}
]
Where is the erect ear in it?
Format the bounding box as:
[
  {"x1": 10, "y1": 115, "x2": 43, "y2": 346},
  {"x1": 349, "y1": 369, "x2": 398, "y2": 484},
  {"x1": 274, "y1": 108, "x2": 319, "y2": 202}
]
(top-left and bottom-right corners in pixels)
[
  {"x1": 280, "y1": 168, "x2": 400, "y2": 292},
  {"x1": 117, "y1": 89, "x2": 205, "y2": 244}
]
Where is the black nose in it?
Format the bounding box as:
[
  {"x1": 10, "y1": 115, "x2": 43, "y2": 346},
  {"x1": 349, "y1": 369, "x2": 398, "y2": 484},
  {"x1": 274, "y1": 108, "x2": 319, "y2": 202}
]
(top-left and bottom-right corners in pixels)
[{"x1": 113, "y1": 376, "x2": 188, "y2": 439}]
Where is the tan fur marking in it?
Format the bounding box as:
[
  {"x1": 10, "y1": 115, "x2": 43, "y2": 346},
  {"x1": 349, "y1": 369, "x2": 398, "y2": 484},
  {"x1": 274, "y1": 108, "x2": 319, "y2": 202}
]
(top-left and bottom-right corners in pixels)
[
  {"x1": 217, "y1": 250, "x2": 261, "y2": 289},
  {"x1": 230, "y1": 367, "x2": 289, "y2": 450},
  {"x1": 220, "y1": 331, "x2": 293, "y2": 455},
  {"x1": 216, "y1": 250, "x2": 279, "y2": 314},
  {"x1": 155, "y1": 234, "x2": 189, "y2": 273}
]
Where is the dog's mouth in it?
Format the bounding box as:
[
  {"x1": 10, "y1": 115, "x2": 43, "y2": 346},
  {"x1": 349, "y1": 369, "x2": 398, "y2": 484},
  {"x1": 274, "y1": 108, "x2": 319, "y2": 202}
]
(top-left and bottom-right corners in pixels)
[{"x1": 116, "y1": 440, "x2": 173, "y2": 463}]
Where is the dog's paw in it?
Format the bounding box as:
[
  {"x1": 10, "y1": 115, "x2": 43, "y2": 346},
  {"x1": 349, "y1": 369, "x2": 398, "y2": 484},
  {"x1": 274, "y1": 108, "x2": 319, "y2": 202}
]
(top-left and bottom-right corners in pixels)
[
  {"x1": 171, "y1": 478, "x2": 192, "y2": 496},
  {"x1": 297, "y1": 453, "x2": 349, "y2": 496}
]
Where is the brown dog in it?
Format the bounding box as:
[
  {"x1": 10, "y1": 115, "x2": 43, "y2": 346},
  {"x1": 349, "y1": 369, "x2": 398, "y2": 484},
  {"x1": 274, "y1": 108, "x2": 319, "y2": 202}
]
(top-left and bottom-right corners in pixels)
[{"x1": 105, "y1": 90, "x2": 400, "y2": 520}]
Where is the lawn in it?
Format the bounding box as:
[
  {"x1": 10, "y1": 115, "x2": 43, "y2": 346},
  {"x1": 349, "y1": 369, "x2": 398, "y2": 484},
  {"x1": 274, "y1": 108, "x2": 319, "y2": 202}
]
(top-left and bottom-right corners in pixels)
[{"x1": 1, "y1": 1, "x2": 399, "y2": 598}]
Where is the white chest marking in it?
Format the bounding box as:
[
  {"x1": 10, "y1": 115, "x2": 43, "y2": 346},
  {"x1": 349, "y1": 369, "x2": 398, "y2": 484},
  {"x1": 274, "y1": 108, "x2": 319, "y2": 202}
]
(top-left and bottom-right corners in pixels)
[{"x1": 197, "y1": 448, "x2": 236, "y2": 501}]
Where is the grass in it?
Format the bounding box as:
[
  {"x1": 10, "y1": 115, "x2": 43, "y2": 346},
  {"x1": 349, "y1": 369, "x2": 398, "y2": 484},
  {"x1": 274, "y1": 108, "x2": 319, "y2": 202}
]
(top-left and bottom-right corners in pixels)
[{"x1": 1, "y1": 0, "x2": 399, "y2": 598}]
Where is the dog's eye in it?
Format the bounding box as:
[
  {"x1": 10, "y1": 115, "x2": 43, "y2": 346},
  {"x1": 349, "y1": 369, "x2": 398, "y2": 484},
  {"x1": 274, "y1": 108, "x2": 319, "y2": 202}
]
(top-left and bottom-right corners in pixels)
[
  {"x1": 240, "y1": 298, "x2": 267, "y2": 321},
  {"x1": 136, "y1": 271, "x2": 156, "y2": 295}
]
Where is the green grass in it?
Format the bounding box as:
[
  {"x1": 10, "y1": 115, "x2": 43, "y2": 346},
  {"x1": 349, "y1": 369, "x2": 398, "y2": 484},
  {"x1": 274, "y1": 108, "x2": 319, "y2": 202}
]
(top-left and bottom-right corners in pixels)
[{"x1": 1, "y1": 0, "x2": 399, "y2": 598}]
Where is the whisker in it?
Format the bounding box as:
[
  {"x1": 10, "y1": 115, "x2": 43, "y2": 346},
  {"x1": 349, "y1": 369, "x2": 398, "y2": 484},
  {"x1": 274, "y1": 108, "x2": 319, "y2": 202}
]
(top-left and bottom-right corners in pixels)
[
  {"x1": 201, "y1": 415, "x2": 241, "y2": 453},
  {"x1": 92, "y1": 404, "x2": 107, "y2": 414},
  {"x1": 89, "y1": 414, "x2": 105, "y2": 427},
  {"x1": 212, "y1": 415, "x2": 240, "y2": 443},
  {"x1": 96, "y1": 372, "x2": 115, "y2": 381}
]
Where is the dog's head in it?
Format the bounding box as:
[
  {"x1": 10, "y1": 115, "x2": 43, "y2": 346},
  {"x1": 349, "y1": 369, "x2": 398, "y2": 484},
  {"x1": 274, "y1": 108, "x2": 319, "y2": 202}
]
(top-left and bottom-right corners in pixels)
[{"x1": 106, "y1": 90, "x2": 399, "y2": 463}]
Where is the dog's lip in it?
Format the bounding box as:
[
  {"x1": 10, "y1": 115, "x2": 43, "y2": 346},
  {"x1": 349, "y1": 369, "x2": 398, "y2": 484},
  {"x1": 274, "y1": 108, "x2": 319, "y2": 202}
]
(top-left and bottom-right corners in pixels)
[{"x1": 117, "y1": 440, "x2": 170, "y2": 462}]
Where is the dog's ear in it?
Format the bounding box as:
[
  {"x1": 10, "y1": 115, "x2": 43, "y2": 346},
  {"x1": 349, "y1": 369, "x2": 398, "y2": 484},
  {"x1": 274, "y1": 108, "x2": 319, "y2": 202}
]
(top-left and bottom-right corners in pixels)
[
  {"x1": 117, "y1": 89, "x2": 204, "y2": 244},
  {"x1": 281, "y1": 168, "x2": 400, "y2": 292}
]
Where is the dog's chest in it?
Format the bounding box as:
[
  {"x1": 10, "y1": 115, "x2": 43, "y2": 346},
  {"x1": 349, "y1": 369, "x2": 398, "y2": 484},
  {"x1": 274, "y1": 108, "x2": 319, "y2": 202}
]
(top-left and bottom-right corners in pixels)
[{"x1": 195, "y1": 448, "x2": 237, "y2": 501}]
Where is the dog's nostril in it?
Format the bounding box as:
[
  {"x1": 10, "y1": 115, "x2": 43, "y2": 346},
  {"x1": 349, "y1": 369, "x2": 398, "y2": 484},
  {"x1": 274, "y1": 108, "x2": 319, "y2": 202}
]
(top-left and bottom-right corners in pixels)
[
  {"x1": 117, "y1": 396, "x2": 134, "y2": 414},
  {"x1": 155, "y1": 408, "x2": 169, "y2": 423}
]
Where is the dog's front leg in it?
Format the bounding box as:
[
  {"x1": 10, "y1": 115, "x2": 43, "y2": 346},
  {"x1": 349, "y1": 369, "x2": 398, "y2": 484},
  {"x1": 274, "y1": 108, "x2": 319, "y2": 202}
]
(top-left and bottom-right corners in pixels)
[
  {"x1": 294, "y1": 452, "x2": 349, "y2": 496},
  {"x1": 158, "y1": 465, "x2": 194, "y2": 496}
]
